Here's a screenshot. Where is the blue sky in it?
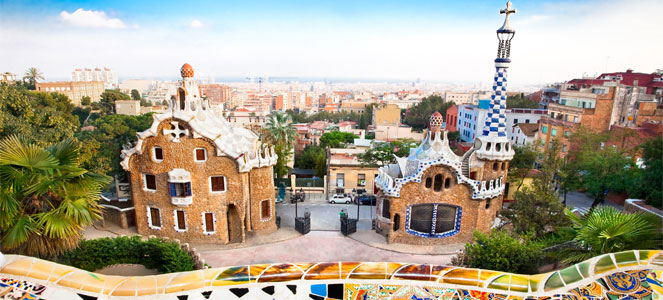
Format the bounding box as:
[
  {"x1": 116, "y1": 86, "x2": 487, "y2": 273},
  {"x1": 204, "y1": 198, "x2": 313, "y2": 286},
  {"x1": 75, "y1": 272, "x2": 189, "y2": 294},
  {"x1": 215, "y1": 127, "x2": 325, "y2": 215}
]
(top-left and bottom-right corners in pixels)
[{"x1": 1, "y1": 0, "x2": 661, "y2": 86}]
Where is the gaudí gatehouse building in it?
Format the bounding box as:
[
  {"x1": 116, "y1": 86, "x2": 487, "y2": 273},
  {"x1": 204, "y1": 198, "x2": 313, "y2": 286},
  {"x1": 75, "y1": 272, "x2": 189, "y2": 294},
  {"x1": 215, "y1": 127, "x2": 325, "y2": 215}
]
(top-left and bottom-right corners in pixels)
[
  {"x1": 374, "y1": 1, "x2": 517, "y2": 245},
  {"x1": 2, "y1": 2, "x2": 662, "y2": 300}
]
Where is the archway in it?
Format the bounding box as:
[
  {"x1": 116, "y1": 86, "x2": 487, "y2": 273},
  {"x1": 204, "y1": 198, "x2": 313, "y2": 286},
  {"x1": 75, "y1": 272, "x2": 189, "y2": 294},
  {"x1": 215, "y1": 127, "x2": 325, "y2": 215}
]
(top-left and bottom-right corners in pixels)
[{"x1": 227, "y1": 204, "x2": 242, "y2": 243}]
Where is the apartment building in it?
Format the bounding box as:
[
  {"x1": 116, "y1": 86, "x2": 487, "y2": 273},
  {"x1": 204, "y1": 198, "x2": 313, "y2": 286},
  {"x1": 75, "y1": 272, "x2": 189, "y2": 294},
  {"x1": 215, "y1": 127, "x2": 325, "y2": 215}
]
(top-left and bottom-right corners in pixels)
[{"x1": 36, "y1": 81, "x2": 104, "y2": 106}]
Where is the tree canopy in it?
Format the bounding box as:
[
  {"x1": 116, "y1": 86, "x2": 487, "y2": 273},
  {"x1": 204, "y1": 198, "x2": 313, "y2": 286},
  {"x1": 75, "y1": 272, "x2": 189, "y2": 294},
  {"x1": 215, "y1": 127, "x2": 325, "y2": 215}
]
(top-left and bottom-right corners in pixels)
[
  {"x1": 630, "y1": 137, "x2": 663, "y2": 208},
  {"x1": 264, "y1": 111, "x2": 298, "y2": 178},
  {"x1": 403, "y1": 95, "x2": 454, "y2": 130},
  {"x1": 130, "y1": 89, "x2": 141, "y2": 100},
  {"x1": 506, "y1": 94, "x2": 539, "y2": 109},
  {"x1": 358, "y1": 139, "x2": 418, "y2": 167},
  {"x1": 319, "y1": 130, "x2": 357, "y2": 148},
  {"x1": 99, "y1": 90, "x2": 131, "y2": 115}
]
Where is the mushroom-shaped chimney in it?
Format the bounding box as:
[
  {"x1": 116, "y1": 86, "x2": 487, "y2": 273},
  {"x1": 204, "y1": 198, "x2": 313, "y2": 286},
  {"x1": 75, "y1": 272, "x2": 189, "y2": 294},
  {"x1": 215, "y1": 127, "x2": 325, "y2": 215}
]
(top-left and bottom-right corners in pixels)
[
  {"x1": 181, "y1": 63, "x2": 194, "y2": 78},
  {"x1": 430, "y1": 112, "x2": 443, "y2": 133}
]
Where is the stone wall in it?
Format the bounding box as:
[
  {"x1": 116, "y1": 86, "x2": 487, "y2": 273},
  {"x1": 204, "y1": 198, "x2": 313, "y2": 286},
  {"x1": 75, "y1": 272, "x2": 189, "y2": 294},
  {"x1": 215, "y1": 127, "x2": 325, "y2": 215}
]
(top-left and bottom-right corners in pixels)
[
  {"x1": 100, "y1": 205, "x2": 135, "y2": 229},
  {"x1": 377, "y1": 165, "x2": 501, "y2": 245}
]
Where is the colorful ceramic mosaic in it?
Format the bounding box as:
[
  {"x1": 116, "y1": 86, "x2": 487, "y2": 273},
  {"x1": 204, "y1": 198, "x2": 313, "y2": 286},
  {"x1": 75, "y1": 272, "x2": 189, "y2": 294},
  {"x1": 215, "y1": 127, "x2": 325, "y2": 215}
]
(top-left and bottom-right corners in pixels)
[{"x1": 0, "y1": 250, "x2": 661, "y2": 299}]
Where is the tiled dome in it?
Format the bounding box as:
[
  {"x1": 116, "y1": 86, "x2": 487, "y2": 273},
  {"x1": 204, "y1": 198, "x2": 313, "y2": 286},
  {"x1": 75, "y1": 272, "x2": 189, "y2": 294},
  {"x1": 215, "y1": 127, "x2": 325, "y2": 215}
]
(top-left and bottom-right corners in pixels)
[{"x1": 180, "y1": 63, "x2": 194, "y2": 78}]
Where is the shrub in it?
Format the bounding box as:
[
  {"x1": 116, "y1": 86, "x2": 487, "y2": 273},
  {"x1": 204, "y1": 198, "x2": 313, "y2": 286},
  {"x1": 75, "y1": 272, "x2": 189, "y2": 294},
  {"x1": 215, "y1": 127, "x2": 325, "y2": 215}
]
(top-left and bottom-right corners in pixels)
[
  {"x1": 455, "y1": 230, "x2": 542, "y2": 274},
  {"x1": 59, "y1": 236, "x2": 195, "y2": 273}
]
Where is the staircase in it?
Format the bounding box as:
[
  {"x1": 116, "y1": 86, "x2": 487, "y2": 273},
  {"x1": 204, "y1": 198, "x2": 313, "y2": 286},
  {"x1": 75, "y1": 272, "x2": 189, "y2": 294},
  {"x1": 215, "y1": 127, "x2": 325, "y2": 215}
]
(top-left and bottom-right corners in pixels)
[{"x1": 461, "y1": 149, "x2": 475, "y2": 178}]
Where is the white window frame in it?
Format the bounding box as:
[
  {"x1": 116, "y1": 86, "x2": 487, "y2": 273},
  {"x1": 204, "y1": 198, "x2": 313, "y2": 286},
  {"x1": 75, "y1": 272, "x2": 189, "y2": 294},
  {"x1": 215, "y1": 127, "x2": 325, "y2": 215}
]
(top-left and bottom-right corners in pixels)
[
  {"x1": 153, "y1": 146, "x2": 164, "y2": 162},
  {"x1": 143, "y1": 173, "x2": 157, "y2": 192},
  {"x1": 194, "y1": 148, "x2": 207, "y2": 162},
  {"x1": 202, "y1": 212, "x2": 216, "y2": 235},
  {"x1": 260, "y1": 199, "x2": 272, "y2": 222},
  {"x1": 147, "y1": 206, "x2": 161, "y2": 230},
  {"x1": 173, "y1": 209, "x2": 187, "y2": 232},
  {"x1": 209, "y1": 176, "x2": 227, "y2": 193}
]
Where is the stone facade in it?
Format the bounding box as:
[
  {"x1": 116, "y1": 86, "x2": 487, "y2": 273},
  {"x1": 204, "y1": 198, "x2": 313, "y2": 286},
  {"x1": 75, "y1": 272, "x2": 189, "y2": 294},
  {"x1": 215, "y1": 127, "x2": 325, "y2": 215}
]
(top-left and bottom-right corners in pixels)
[{"x1": 122, "y1": 64, "x2": 278, "y2": 244}]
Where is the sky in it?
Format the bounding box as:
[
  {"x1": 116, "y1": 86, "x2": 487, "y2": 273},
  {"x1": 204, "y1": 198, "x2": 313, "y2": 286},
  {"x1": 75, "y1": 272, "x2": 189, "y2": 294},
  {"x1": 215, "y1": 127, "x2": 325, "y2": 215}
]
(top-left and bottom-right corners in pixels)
[{"x1": 0, "y1": 0, "x2": 661, "y2": 86}]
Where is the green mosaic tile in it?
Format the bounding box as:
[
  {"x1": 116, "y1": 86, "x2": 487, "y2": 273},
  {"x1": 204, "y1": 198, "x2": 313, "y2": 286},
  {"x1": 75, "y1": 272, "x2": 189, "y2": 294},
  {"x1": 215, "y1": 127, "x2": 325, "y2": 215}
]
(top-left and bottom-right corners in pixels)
[
  {"x1": 559, "y1": 265, "x2": 583, "y2": 285},
  {"x1": 614, "y1": 251, "x2": 639, "y2": 267},
  {"x1": 543, "y1": 272, "x2": 565, "y2": 292},
  {"x1": 486, "y1": 274, "x2": 511, "y2": 291},
  {"x1": 638, "y1": 250, "x2": 654, "y2": 264},
  {"x1": 577, "y1": 261, "x2": 590, "y2": 278},
  {"x1": 594, "y1": 254, "x2": 617, "y2": 274}
]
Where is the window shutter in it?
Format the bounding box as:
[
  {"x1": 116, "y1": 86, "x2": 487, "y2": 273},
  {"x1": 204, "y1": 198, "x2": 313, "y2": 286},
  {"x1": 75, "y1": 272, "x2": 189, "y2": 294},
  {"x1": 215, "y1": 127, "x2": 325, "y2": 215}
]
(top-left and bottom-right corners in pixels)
[
  {"x1": 185, "y1": 183, "x2": 192, "y2": 196},
  {"x1": 177, "y1": 211, "x2": 186, "y2": 230},
  {"x1": 205, "y1": 213, "x2": 214, "y2": 232}
]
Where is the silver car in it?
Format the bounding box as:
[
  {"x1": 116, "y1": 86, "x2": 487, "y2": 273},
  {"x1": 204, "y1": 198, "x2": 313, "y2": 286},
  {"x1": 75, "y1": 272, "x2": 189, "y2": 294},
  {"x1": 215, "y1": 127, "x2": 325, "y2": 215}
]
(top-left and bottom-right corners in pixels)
[{"x1": 328, "y1": 194, "x2": 352, "y2": 204}]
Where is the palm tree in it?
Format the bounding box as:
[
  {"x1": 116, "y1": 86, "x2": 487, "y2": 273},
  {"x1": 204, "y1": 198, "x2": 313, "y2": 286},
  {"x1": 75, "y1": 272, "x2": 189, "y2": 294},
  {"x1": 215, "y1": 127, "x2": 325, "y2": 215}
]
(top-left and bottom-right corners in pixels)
[
  {"x1": 23, "y1": 67, "x2": 44, "y2": 85},
  {"x1": 559, "y1": 206, "x2": 661, "y2": 264},
  {"x1": 265, "y1": 112, "x2": 298, "y2": 177},
  {"x1": 0, "y1": 136, "x2": 110, "y2": 258}
]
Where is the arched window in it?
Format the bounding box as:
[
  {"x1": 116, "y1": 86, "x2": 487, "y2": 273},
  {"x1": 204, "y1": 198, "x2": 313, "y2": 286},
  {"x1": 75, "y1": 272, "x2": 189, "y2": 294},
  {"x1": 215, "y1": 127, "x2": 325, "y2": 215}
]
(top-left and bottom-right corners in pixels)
[
  {"x1": 486, "y1": 142, "x2": 492, "y2": 151},
  {"x1": 444, "y1": 177, "x2": 451, "y2": 189},
  {"x1": 393, "y1": 214, "x2": 400, "y2": 231},
  {"x1": 501, "y1": 162, "x2": 506, "y2": 171},
  {"x1": 433, "y1": 174, "x2": 443, "y2": 192},
  {"x1": 496, "y1": 143, "x2": 502, "y2": 151},
  {"x1": 493, "y1": 162, "x2": 498, "y2": 171},
  {"x1": 425, "y1": 177, "x2": 432, "y2": 189}
]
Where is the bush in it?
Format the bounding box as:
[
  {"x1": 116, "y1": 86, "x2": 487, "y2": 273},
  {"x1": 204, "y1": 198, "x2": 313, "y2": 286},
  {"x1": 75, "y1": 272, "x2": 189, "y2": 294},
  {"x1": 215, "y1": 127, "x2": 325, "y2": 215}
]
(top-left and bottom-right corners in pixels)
[
  {"x1": 455, "y1": 230, "x2": 542, "y2": 274},
  {"x1": 59, "y1": 236, "x2": 195, "y2": 273}
]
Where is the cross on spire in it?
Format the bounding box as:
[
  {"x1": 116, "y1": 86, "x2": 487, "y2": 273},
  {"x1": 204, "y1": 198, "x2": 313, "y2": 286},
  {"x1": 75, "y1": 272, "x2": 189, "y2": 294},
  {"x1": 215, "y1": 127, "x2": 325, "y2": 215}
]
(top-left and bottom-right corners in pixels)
[{"x1": 500, "y1": 1, "x2": 517, "y2": 23}]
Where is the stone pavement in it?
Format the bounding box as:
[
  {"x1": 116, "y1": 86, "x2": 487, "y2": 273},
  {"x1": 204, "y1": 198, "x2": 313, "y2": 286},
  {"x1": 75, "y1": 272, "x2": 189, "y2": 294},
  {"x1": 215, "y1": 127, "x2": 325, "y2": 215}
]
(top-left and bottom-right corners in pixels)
[
  {"x1": 197, "y1": 230, "x2": 455, "y2": 267},
  {"x1": 348, "y1": 230, "x2": 464, "y2": 255}
]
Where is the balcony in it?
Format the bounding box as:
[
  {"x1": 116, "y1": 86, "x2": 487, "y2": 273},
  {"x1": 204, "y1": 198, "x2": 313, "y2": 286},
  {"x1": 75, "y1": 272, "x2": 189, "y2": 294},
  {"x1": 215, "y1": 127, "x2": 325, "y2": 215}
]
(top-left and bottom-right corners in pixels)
[{"x1": 171, "y1": 196, "x2": 193, "y2": 206}]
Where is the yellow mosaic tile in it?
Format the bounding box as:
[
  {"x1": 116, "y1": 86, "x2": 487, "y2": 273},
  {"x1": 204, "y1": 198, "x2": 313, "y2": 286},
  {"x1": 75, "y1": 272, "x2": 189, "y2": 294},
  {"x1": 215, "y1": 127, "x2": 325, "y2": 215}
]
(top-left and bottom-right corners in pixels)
[
  {"x1": 110, "y1": 277, "x2": 138, "y2": 297},
  {"x1": 25, "y1": 260, "x2": 54, "y2": 281},
  {"x1": 348, "y1": 262, "x2": 390, "y2": 280},
  {"x1": 99, "y1": 275, "x2": 128, "y2": 295},
  {"x1": 136, "y1": 276, "x2": 158, "y2": 296},
  {"x1": 165, "y1": 270, "x2": 205, "y2": 293},
  {"x1": 0, "y1": 257, "x2": 33, "y2": 277},
  {"x1": 78, "y1": 272, "x2": 106, "y2": 294}
]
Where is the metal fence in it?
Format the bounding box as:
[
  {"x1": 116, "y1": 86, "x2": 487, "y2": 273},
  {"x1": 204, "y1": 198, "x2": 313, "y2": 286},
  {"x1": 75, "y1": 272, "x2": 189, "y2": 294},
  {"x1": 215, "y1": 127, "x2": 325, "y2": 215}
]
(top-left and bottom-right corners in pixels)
[{"x1": 295, "y1": 178, "x2": 324, "y2": 188}]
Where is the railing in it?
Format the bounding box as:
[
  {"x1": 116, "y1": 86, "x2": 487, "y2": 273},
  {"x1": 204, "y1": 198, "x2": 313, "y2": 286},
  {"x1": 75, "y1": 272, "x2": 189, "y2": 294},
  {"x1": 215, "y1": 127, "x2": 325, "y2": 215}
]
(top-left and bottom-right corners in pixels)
[{"x1": 0, "y1": 250, "x2": 660, "y2": 299}]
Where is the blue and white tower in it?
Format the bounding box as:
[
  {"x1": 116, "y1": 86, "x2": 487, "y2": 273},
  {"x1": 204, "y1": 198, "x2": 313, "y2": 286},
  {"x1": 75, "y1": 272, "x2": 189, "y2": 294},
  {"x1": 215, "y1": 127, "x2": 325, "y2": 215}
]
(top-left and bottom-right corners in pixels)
[{"x1": 474, "y1": 1, "x2": 516, "y2": 160}]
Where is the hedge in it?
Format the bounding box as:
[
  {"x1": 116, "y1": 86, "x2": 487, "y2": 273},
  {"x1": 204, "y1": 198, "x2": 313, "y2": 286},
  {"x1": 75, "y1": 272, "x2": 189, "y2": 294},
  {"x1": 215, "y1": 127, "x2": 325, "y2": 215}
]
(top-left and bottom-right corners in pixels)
[{"x1": 59, "y1": 236, "x2": 195, "y2": 273}]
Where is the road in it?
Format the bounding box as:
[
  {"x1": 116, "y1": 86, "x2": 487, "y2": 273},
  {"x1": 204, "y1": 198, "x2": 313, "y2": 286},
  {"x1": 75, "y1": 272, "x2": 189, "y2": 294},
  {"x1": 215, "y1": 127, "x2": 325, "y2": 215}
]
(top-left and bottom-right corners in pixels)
[{"x1": 276, "y1": 192, "x2": 378, "y2": 231}]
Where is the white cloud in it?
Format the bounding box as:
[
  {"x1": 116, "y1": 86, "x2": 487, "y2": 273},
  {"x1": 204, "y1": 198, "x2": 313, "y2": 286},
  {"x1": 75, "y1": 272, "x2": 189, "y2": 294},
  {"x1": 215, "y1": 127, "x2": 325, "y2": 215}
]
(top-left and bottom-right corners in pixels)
[
  {"x1": 190, "y1": 19, "x2": 203, "y2": 28},
  {"x1": 59, "y1": 8, "x2": 126, "y2": 29}
]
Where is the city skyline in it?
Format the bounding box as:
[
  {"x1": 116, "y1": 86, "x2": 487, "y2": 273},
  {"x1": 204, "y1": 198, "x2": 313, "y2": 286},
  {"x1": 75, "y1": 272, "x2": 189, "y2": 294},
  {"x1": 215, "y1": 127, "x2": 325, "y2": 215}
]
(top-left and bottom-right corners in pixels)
[{"x1": 1, "y1": 0, "x2": 661, "y2": 86}]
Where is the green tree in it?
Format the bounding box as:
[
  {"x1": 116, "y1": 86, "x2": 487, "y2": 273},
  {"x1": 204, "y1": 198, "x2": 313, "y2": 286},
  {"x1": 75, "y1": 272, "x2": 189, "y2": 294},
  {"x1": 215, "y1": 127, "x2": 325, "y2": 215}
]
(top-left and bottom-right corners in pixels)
[
  {"x1": 319, "y1": 130, "x2": 357, "y2": 148},
  {"x1": 80, "y1": 96, "x2": 91, "y2": 106},
  {"x1": 565, "y1": 129, "x2": 636, "y2": 208},
  {"x1": 130, "y1": 89, "x2": 141, "y2": 100},
  {"x1": 0, "y1": 84, "x2": 80, "y2": 146},
  {"x1": 358, "y1": 138, "x2": 418, "y2": 167},
  {"x1": 508, "y1": 144, "x2": 538, "y2": 192},
  {"x1": 23, "y1": 67, "x2": 44, "y2": 89},
  {"x1": 630, "y1": 137, "x2": 663, "y2": 209},
  {"x1": 0, "y1": 136, "x2": 110, "y2": 257},
  {"x1": 140, "y1": 99, "x2": 151, "y2": 107},
  {"x1": 264, "y1": 111, "x2": 299, "y2": 178},
  {"x1": 99, "y1": 89, "x2": 131, "y2": 115},
  {"x1": 455, "y1": 230, "x2": 542, "y2": 274},
  {"x1": 295, "y1": 145, "x2": 324, "y2": 170},
  {"x1": 506, "y1": 94, "x2": 539, "y2": 109},
  {"x1": 76, "y1": 113, "x2": 154, "y2": 176},
  {"x1": 403, "y1": 95, "x2": 454, "y2": 130},
  {"x1": 559, "y1": 206, "x2": 661, "y2": 264},
  {"x1": 501, "y1": 139, "x2": 569, "y2": 237}
]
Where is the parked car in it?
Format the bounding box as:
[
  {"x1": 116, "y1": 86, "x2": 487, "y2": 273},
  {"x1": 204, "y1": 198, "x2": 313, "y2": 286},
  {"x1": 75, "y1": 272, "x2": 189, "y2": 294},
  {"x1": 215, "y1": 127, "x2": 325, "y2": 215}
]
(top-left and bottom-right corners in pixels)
[
  {"x1": 328, "y1": 194, "x2": 352, "y2": 204},
  {"x1": 356, "y1": 195, "x2": 376, "y2": 205}
]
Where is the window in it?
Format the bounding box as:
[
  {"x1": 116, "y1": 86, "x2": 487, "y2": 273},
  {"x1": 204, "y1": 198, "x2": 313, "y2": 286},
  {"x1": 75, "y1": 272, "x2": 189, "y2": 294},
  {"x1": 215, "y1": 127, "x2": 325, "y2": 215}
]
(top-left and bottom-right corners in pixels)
[
  {"x1": 144, "y1": 174, "x2": 157, "y2": 191},
  {"x1": 541, "y1": 139, "x2": 546, "y2": 147},
  {"x1": 260, "y1": 200, "x2": 271, "y2": 221},
  {"x1": 485, "y1": 199, "x2": 491, "y2": 209},
  {"x1": 551, "y1": 128, "x2": 557, "y2": 136},
  {"x1": 169, "y1": 182, "x2": 192, "y2": 197},
  {"x1": 444, "y1": 177, "x2": 451, "y2": 189},
  {"x1": 210, "y1": 176, "x2": 226, "y2": 192},
  {"x1": 357, "y1": 173, "x2": 366, "y2": 186},
  {"x1": 407, "y1": 204, "x2": 460, "y2": 237},
  {"x1": 514, "y1": 118, "x2": 518, "y2": 124},
  {"x1": 153, "y1": 147, "x2": 164, "y2": 161},
  {"x1": 174, "y1": 210, "x2": 186, "y2": 231},
  {"x1": 501, "y1": 162, "x2": 506, "y2": 171},
  {"x1": 425, "y1": 177, "x2": 432, "y2": 189},
  {"x1": 550, "y1": 112, "x2": 556, "y2": 118},
  {"x1": 525, "y1": 119, "x2": 530, "y2": 123},
  {"x1": 562, "y1": 144, "x2": 568, "y2": 152},
  {"x1": 382, "y1": 199, "x2": 390, "y2": 218},
  {"x1": 542, "y1": 126, "x2": 548, "y2": 134},
  {"x1": 148, "y1": 207, "x2": 161, "y2": 229},
  {"x1": 203, "y1": 212, "x2": 215, "y2": 233},
  {"x1": 393, "y1": 214, "x2": 400, "y2": 231},
  {"x1": 564, "y1": 131, "x2": 570, "y2": 137},
  {"x1": 337, "y1": 173, "x2": 345, "y2": 188},
  {"x1": 493, "y1": 162, "x2": 498, "y2": 171},
  {"x1": 194, "y1": 148, "x2": 207, "y2": 162},
  {"x1": 433, "y1": 174, "x2": 443, "y2": 192},
  {"x1": 573, "y1": 116, "x2": 579, "y2": 123}
]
